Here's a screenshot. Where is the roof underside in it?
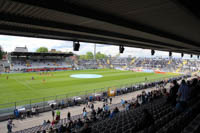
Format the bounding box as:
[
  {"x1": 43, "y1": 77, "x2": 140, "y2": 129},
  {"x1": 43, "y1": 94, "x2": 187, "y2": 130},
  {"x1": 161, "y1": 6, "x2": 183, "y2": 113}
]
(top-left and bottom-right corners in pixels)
[
  {"x1": 10, "y1": 52, "x2": 73, "y2": 57},
  {"x1": 0, "y1": 0, "x2": 200, "y2": 54}
]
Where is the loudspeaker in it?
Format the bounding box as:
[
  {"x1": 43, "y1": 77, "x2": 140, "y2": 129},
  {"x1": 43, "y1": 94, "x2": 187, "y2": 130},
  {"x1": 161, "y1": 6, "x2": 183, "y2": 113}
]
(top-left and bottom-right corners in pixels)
[
  {"x1": 73, "y1": 41, "x2": 80, "y2": 51},
  {"x1": 119, "y1": 45, "x2": 124, "y2": 53}
]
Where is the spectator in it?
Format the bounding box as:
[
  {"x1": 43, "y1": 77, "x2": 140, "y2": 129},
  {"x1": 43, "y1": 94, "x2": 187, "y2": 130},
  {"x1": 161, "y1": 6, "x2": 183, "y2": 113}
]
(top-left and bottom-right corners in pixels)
[
  {"x1": 176, "y1": 80, "x2": 190, "y2": 112},
  {"x1": 85, "y1": 97, "x2": 89, "y2": 107},
  {"x1": 83, "y1": 107, "x2": 86, "y2": 112},
  {"x1": 58, "y1": 125, "x2": 64, "y2": 133},
  {"x1": 35, "y1": 106, "x2": 39, "y2": 115},
  {"x1": 121, "y1": 99, "x2": 125, "y2": 107},
  {"x1": 110, "y1": 97, "x2": 112, "y2": 104},
  {"x1": 52, "y1": 110, "x2": 55, "y2": 120},
  {"x1": 47, "y1": 120, "x2": 51, "y2": 124},
  {"x1": 56, "y1": 110, "x2": 61, "y2": 120},
  {"x1": 125, "y1": 102, "x2": 130, "y2": 111},
  {"x1": 83, "y1": 110, "x2": 87, "y2": 119},
  {"x1": 48, "y1": 127, "x2": 54, "y2": 133},
  {"x1": 91, "y1": 103, "x2": 94, "y2": 110},
  {"x1": 43, "y1": 120, "x2": 47, "y2": 126},
  {"x1": 50, "y1": 104, "x2": 54, "y2": 110},
  {"x1": 190, "y1": 78, "x2": 198, "y2": 98},
  {"x1": 104, "y1": 104, "x2": 109, "y2": 111},
  {"x1": 168, "y1": 80, "x2": 179, "y2": 106},
  {"x1": 7, "y1": 120, "x2": 12, "y2": 133},
  {"x1": 77, "y1": 118, "x2": 84, "y2": 128},
  {"x1": 31, "y1": 106, "x2": 36, "y2": 116},
  {"x1": 67, "y1": 112, "x2": 71, "y2": 120},
  {"x1": 14, "y1": 109, "x2": 19, "y2": 119},
  {"x1": 80, "y1": 123, "x2": 92, "y2": 133}
]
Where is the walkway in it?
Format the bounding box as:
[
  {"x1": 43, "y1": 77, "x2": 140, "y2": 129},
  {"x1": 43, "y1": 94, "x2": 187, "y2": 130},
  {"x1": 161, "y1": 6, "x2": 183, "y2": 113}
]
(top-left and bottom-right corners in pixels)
[{"x1": 0, "y1": 84, "x2": 171, "y2": 133}]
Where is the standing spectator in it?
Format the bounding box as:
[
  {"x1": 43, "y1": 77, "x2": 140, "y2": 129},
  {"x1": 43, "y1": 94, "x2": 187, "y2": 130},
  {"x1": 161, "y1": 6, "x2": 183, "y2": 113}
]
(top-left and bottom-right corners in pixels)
[
  {"x1": 56, "y1": 110, "x2": 61, "y2": 120},
  {"x1": 91, "y1": 103, "x2": 94, "y2": 110},
  {"x1": 14, "y1": 109, "x2": 19, "y2": 119},
  {"x1": 35, "y1": 106, "x2": 39, "y2": 115},
  {"x1": 31, "y1": 106, "x2": 36, "y2": 116},
  {"x1": 110, "y1": 97, "x2": 112, "y2": 104},
  {"x1": 83, "y1": 107, "x2": 86, "y2": 113},
  {"x1": 104, "y1": 104, "x2": 109, "y2": 111},
  {"x1": 52, "y1": 110, "x2": 55, "y2": 120},
  {"x1": 168, "y1": 80, "x2": 179, "y2": 106},
  {"x1": 50, "y1": 104, "x2": 54, "y2": 110},
  {"x1": 7, "y1": 119, "x2": 12, "y2": 133},
  {"x1": 121, "y1": 99, "x2": 125, "y2": 107},
  {"x1": 83, "y1": 110, "x2": 87, "y2": 119},
  {"x1": 85, "y1": 97, "x2": 89, "y2": 107},
  {"x1": 67, "y1": 112, "x2": 71, "y2": 120},
  {"x1": 176, "y1": 80, "x2": 190, "y2": 112}
]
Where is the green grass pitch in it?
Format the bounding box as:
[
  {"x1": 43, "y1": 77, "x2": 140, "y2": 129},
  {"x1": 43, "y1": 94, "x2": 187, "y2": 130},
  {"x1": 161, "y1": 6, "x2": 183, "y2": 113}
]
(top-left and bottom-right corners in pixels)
[{"x1": 0, "y1": 69, "x2": 179, "y2": 105}]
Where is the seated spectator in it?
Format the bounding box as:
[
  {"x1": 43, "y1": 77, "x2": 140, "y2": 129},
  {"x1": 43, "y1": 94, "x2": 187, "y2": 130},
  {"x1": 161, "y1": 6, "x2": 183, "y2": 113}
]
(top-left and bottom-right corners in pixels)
[
  {"x1": 51, "y1": 119, "x2": 57, "y2": 126},
  {"x1": 77, "y1": 118, "x2": 84, "y2": 128},
  {"x1": 43, "y1": 120, "x2": 47, "y2": 126},
  {"x1": 58, "y1": 125, "x2": 64, "y2": 133},
  {"x1": 47, "y1": 127, "x2": 54, "y2": 133},
  {"x1": 47, "y1": 120, "x2": 51, "y2": 124},
  {"x1": 80, "y1": 122, "x2": 92, "y2": 133}
]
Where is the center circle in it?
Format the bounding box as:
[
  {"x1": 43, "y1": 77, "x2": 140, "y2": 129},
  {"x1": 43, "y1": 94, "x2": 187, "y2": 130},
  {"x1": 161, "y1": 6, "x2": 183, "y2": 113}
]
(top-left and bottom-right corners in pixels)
[{"x1": 70, "y1": 74, "x2": 103, "y2": 79}]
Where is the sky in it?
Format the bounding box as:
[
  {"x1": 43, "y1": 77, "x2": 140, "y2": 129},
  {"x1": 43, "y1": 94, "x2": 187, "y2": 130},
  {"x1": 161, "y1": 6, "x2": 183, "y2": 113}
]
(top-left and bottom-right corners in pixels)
[{"x1": 0, "y1": 34, "x2": 198, "y2": 59}]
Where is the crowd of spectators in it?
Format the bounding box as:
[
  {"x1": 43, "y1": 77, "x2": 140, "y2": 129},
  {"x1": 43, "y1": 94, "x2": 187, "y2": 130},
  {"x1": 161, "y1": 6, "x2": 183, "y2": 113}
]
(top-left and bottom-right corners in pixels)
[{"x1": 19, "y1": 82, "x2": 174, "y2": 133}]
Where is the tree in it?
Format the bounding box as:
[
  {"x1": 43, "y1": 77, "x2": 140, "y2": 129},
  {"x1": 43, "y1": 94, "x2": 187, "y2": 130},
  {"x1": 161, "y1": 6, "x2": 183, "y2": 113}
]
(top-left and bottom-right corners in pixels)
[
  {"x1": 96, "y1": 52, "x2": 107, "y2": 59},
  {"x1": 0, "y1": 45, "x2": 3, "y2": 60},
  {"x1": 79, "y1": 55, "x2": 86, "y2": 60},
  {"x1": 36, "y1": 47, "x2": 48, "y2": 53},
  {"x1": 85, "y1": 52, "x2": 94, "y2": 60}
]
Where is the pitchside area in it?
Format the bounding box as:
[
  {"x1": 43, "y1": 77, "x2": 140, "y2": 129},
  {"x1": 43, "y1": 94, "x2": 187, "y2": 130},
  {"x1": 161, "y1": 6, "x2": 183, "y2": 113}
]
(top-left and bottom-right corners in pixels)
[{"x1": 0, "y1": 69, "x2": 178, "y2": 105}]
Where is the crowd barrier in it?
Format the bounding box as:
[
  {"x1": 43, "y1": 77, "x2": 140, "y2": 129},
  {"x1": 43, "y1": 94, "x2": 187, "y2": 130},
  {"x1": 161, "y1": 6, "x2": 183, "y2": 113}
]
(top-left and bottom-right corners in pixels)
[{"x1": 0, "y1": 75, "x2": 184, "y2": 122}]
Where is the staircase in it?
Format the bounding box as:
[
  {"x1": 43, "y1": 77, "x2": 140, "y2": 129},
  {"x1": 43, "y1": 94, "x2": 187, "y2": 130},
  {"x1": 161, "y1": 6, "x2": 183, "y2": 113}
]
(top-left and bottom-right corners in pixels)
[{"x1": 130, "y1": 58, "x2": 135, "y2": 65}]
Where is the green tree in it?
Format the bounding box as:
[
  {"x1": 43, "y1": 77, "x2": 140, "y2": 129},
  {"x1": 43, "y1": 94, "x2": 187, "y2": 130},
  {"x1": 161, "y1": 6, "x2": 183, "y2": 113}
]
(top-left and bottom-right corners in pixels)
[
  {"x1": 85, "y1": 52, "x2": 93, "y2": 59},
  {"x1": 0, "y1": 45, "x2": 3, "y2": 60},
  {"x1": 79, "y1": 55, "x2": 86, "y2": 60},
  {"x1": 96, "y1": 52, "x2": 107, "y2": 59},
  {"x1": 36, "y1": 47, "x2": 48, "y2": 53}
]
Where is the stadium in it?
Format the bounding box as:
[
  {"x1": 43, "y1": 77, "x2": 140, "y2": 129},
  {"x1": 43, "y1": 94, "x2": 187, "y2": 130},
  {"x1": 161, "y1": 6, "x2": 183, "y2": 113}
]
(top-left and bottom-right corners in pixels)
[{"x1": 0, "y1": 0, "x2": 200, "y2": 133}]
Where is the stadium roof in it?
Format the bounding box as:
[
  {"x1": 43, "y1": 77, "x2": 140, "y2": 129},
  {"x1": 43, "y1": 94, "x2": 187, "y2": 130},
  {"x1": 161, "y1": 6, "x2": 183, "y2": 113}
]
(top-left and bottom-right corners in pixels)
[
  {"x1": 0, "y1": 0, "x2": 200, "y2": 54},
  {"x1": 10, "y1": 52, "x2": 73, "y2": 57}
]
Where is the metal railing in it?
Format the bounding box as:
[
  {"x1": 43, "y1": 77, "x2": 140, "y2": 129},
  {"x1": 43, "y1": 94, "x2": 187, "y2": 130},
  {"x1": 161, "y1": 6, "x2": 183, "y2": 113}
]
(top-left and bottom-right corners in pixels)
[{"x1": 0, "y1": 75, "x2": 181, "y2": 116}]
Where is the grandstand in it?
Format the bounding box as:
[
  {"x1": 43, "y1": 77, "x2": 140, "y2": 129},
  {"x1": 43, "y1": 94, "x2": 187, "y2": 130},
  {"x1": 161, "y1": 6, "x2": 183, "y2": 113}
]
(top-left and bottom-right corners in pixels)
[{"x1": 9, "y1": 52, "x2": 73, "y2": 72}]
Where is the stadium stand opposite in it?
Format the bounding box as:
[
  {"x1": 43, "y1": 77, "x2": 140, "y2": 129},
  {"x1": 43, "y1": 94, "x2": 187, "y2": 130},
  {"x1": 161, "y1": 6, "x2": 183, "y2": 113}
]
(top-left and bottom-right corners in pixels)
[{"x1": 8, "y1": 52, "x2": 73, "y2": 72}]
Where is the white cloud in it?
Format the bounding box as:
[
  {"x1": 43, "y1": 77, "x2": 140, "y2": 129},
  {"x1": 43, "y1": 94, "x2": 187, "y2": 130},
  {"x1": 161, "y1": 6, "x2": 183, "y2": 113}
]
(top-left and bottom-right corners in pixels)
[{"x1": 0, "y1": 35, "x2": 198, "y2": 59}]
